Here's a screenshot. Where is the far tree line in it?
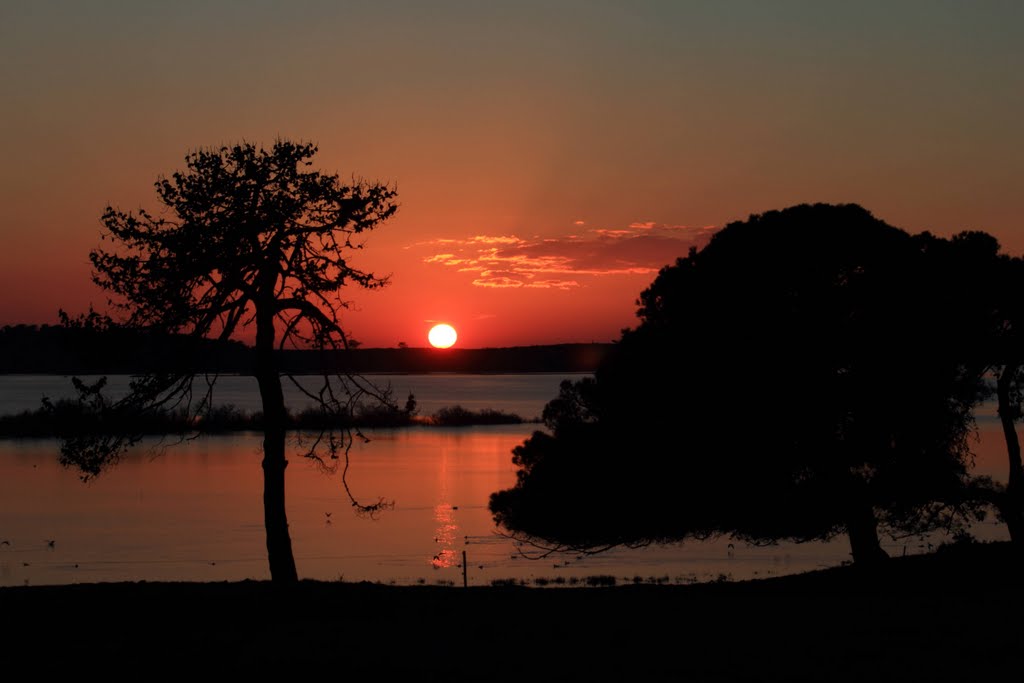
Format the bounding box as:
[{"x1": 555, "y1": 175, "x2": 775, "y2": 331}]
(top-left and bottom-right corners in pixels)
[
  {"x1": 489, "y1": 203, "x2": 1024, "y2": 564},
  {"x1": 0, "y1": 322, "x2": 610, "y2": 375}
]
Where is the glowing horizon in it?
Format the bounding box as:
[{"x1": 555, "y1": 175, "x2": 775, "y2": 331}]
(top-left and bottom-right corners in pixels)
[{"x1": 2, "y1": 2, "x2": 1022, "y2": 348}]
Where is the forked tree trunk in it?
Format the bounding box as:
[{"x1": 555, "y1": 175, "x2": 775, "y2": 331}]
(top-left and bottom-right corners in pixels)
[
  {"x1": 996, "y1": 364, "x2": 1024, "y2": 545},
  {"x1": 256, "y1": 303, "x2": 299, "y2": 583}
]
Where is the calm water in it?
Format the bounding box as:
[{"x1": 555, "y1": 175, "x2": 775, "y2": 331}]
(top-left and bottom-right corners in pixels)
[
  {"x1": 0, "y1": 374, "x2": 1013, "y2": 587},
  {"x1": 0, "y1": 373, "x2": 573, "y2": 421}
]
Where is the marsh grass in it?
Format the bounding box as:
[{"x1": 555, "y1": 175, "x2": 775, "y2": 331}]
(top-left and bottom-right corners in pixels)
[{"x1": 0, "y1": 400, "x2": 530, "y2": 437}]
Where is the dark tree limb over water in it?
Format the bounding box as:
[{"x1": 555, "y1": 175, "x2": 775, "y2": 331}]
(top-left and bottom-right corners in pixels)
[{"x1": 56, "y1": 141, "x2": 398, "y2": 582}]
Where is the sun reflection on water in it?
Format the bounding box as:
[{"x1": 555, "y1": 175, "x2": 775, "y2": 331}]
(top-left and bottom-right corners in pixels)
[{"x1": 431, "y1": 503, "x2": 459, "y2": 569}]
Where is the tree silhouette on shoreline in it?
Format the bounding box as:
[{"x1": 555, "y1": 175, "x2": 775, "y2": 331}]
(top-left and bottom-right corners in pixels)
[
  {"x1": 958, "y1": 246, "x2": 1024, "y2": 545},
  {"x1": 491, "y1": 204, "x2": 996, "y2": 563},
  {"x1": 56, "y1": 140, "x2": 398, "y2": 582}
]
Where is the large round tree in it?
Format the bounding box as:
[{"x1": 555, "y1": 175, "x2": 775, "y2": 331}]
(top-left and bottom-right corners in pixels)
[{"x1": 490, "y1": 203, "x2": 991, "y2": 564}]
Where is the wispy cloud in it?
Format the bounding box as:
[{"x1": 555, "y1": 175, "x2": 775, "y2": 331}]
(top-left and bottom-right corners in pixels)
[{"x1": 417, "y1": 221, "x2": 715, "y2": 290}]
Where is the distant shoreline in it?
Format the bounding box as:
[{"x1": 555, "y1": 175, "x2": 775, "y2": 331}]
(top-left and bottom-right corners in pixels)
[
  {"x1": 0, "y1": 369, "x2": 595, "y2": 376},
  {"x1": 0, "y1": 324, "x2": 613, "y2": 373}
]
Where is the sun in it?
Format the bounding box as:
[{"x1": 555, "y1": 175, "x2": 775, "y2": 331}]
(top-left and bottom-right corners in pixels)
[{"x1": 428, "y1": 323, "x2": 458, "y2": 349}]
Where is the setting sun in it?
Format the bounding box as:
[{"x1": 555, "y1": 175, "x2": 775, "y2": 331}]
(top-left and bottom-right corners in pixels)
[{"x1": 428, "y1": 323, "x2": 457, "y2": 349}]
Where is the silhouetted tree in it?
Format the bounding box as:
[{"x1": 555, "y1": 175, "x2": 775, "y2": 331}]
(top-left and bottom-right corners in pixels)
[
  {"x1": 994, "y1": 361, "x2": 1024, "y2": 543},
  {"x1": 58, "y1": 140, "x2": 398, "y2": 582},
  {"x1": 911, "y1": 234, "x2": 1024, "y2": 546},
  {"x1": 981, "y1": 253, "x2": 1024, "y2": 545},
  {"x1": 491, "y1": 204, "x2": 992, "y2": 564}
]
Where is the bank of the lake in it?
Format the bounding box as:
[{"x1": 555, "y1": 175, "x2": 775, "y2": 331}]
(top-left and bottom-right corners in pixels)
[{"x1": 1, "y1": 542, "x2": 1020, "y2": 681}]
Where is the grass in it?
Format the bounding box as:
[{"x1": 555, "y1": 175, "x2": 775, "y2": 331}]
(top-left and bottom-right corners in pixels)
[
  {"x1": 1, "y1": 541, "x2": 1021, "y2": 680},
  {"x1": 0, "y1": 400, "x2": 532, "y2": 437}
]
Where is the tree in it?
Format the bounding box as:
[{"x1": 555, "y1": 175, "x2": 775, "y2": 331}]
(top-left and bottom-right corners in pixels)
[
  {"x1": 975, "y1": 251, "x2": 1024, "y2": 545},
  {"x1": 58, "y1": 140, "x2": 398, "y2": 582},
  {"x1": 490, "y1": 204, "x2": 991, "y2": 564},
  {"x1": 993, "y1": 354, "x2": 1024, "y2": 544},
  {"x1": 909, "y1": 234, "x2": 1024, "y2": 548}
]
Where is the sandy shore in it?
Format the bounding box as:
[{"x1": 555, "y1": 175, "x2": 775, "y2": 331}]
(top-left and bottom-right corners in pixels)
[{"x1": 2, "y1": 542, "x2": 1020, "y2": 681}]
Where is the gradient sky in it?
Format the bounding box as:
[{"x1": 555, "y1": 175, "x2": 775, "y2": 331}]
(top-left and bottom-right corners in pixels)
[{"x1": 2, "y1": 1, "x2": 1022, "y2": 348}]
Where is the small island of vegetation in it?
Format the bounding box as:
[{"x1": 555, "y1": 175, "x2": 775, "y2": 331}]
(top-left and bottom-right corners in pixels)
[{"x1": 0, "y1": 397, "x2": 531, "y2": 440}]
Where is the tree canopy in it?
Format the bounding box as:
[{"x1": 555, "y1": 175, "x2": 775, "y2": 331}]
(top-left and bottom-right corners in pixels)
[
  {"x1": 93, "y1": 140, "x2": 394, "y2": 348},
  {"x1": 58, "y1": 140, "x2": 398, "y2": 581},
  {"x1": 490, "y1": 203, "x2": 996, "y2": 563}
]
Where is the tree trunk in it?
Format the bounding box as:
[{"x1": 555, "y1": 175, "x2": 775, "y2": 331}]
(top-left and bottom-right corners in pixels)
[
  {"x1": 996, "y1": 364, "x2": 1024, "y2": 545},
  {"x1": 256, "y1": 303, "x2": 299, "y2": 583},
  {"x1": 846, "y1": 498, "x2": 889, "y2": 565}
]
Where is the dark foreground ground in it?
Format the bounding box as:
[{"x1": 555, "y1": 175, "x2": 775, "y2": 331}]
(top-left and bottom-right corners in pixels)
[{"x1": 2, "y1": 542, "x2": 1021, "y2": 681}]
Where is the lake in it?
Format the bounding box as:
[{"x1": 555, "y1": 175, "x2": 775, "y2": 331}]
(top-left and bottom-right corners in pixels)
[
  {"x1": 0, "y1": 372, "x2": 571, "y2": 421},
  {"x1": 0, "y1": 374, "x2": 1012, "y2": 587}
]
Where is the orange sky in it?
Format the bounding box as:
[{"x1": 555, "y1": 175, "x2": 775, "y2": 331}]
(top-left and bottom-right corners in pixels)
[{"x1": 2, "y1": 2, "x2": 1022, "y2": 348}]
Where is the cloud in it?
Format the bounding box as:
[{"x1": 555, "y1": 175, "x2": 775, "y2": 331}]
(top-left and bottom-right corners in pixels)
[
  {"x1": 470, "y1": 276, "x2": 581, "y2": 290},
  {"x1": 468, "y1": 235, "x2": 524, "y2": 245},
  {"x1": 417, "y1": 220, "x2": 715, "y2": 289},
  {"x1": 525, "y1": 279, "x2": 580, "y2": 290},
  {"x1": 472, "y1": 276, "x2": 526, "y2": 289}
]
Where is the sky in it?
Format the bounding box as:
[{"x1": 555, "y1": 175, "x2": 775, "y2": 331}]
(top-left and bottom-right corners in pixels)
[{"x1": 2, "y1": 1, "x2": 1022, "y2": 348}]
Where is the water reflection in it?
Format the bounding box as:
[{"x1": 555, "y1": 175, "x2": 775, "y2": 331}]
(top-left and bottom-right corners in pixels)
[
  {"x1": 431, "y1": 503, "x2": 458, "y2": 569},
  {"x1": 0, "y1": 418, "x2": 1015, "y2": 587},
  {"x1": 430, "y1": 439, "x2": 460, "y2": 570},
  {"x1": 0, "y1": 373, "x2": 581, "y2": 423}
]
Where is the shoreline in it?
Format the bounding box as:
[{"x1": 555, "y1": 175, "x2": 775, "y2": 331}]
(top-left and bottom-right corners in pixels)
[{"x1": 3, "y1": 542, "x2": 1021, "y2": 679}]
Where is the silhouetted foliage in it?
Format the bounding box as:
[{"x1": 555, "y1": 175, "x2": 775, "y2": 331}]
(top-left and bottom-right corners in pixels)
[
  {"x1": 57, "y1": 140, "x2": 398, "y2": 582},
  {"x1": 972, "y1": 250, "x2": 1024, "y2": 544},
  {"x1": 2, "y1": 400, "x2": 534, "y2": 437},
  {"x1": 491, "y1": 203, "x2": 996, "y2": 563},
  {"x1": 430, "y1": 405, "x2": 524, "y2": 426}
]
